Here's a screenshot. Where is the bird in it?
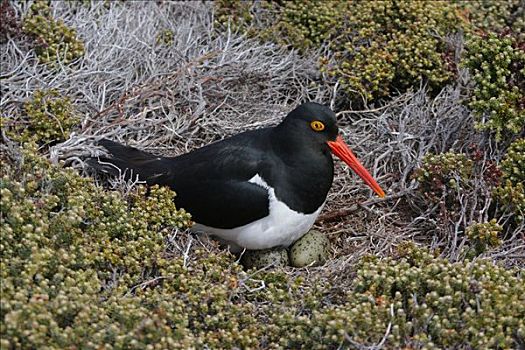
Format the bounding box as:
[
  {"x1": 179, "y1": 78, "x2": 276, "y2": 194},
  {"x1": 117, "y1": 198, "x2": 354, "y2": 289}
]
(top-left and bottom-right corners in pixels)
[{"x1": 89, "y1": 102, "x2": 385, "y2": 252}]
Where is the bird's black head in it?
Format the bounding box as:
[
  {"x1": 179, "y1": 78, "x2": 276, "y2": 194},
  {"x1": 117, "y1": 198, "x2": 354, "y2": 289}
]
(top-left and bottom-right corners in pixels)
[
  {"x1": 279, "y1": 102, "x2": 339, "y2": 146},
  {"x1": 275, "y1": 102, "x2": 386, "y2": 198}
]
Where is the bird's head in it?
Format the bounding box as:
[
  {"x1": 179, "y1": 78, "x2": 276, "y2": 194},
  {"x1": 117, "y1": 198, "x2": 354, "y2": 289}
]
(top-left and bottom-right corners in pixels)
[{"x1": 281, "y1": 102, "x2": 385, "y2": 198}]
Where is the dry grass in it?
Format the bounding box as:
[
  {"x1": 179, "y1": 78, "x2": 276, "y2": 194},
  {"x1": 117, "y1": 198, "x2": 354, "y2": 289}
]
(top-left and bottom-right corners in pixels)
[{"x1": 1, "y1": 0, "x2": 522, "y2": 280}]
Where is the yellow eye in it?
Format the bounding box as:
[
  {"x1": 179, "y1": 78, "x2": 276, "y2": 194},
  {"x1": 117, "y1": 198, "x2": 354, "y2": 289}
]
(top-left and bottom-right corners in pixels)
[{"x1": 310, "y1": 120, "x2": 325, "y2": 132}]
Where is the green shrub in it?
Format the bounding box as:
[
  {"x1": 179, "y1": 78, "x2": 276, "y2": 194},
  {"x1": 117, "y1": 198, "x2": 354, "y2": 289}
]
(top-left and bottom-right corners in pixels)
[
  {"x1": 463, "y1": 32, "x2": 525, "y2": 140},
  {"x1": 346, "y1": 245, "x2": 524, "y2": 349},
  {"x1": 457, "y1": 0, "x2": 525, "y2": 38},
  {"x1": 216, "y1": 0, "x2": 346, "y2": 48},
  {"x1": 413, "y1": 152, "x2": 473, "y2": 205},
  {"x1": 493, "y1": 138, "x2": 525, "y2": 221},
  {"x1": 2, "y1": 146, "x2": 522, "y2": 349},
  {"x1": 322, "y1": 0, "x2": 461, "y2": 102},
  {"x1": 214, "y1": 0, "x2": 254, "y2": 33},
  {"x1": 0, "y1": 0, "x2": 21, "y2": 43},
  {"x1": 3, "y1": 89, "x2": 79, "y2": 145},
  {"x1": 155, "y1": 29, "x2": 174, "y2": 46},
  {"x1": 258, "y1": 245, "x2": 525, "y2": 349},
  {"x1": 500, "y1": 138, "x2": 525, "y2": 184},
  {"x1": 466, "y1": 219, "x2": 503, "y2": 256},
  {"x1": 0, "y1": 144, "x2": 203, "y2": 350},
  {"x1": 494, "y1": 180, "x2": 524, "y2": 222},
  {"x1": 217, "y1": 1, "x2": 523, "y2": 109},
  {"x1": 22, "y1": 0, "x2": 85, "y2": 66},
  {"x1": 215, "y1": 1, "x2": 463, "y2": 103},
  {"x1": 265, "y1": 0, "x2": 346, "y2": 51},
  {"x1": 412, "y1": 151, "x2": 515, "y2": 254}
]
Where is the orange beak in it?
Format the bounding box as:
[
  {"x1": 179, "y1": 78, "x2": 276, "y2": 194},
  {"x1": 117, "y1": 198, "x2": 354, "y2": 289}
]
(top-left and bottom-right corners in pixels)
[{"x1": 327, "y1": 135, "x2": 385, "y2": 198}]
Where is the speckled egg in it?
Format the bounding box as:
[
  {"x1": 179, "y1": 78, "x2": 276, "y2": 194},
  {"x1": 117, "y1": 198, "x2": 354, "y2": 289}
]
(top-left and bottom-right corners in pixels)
[
  {"x1": 289, "y1": 230, "x2": 330, "y2": 268},
  {"x1": 240, "y1": 247, "x2": 289, "y2": 269}
]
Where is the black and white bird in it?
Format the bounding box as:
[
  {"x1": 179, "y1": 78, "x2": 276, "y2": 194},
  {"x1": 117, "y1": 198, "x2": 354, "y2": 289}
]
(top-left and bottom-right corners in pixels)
[{"x1": 90, "y1": 102, "x2": 385, "y2": 251}]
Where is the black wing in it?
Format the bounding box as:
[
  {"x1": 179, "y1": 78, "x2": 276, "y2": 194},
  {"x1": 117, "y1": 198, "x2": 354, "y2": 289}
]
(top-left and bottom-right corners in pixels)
[
  {"x1": 173, "y1": 179, "x2": 269, "y2": 228},
  {"x1": 89, "y1": 133, "x2": 273, "y2": 228}
]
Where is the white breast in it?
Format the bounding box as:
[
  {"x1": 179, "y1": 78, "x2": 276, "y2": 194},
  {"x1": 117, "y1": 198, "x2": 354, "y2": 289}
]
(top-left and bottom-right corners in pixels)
[{"x1": 191, "y1": 174, "x2": 324, "y2": 252}]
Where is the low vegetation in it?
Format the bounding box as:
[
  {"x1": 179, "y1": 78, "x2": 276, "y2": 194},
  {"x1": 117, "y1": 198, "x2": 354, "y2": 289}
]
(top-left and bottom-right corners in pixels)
[
  {"x1": 463, "y1": 32, "x2": 524, "y2": 140},
  {"x1": 2, "y1": 89, "x2": 79, "y2": 145},
  {"x1": 22, "y1": 0, "x2": 84, "y2": 66},
  {"x1": 1, "y1": 0, "x2": 523, "y2": 348},
  {"x1": 494, "y1": 138, "x2": 525, "y2": 222}
]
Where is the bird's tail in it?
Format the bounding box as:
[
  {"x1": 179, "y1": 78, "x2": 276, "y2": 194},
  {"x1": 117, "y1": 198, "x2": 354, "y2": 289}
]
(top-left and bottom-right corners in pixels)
[{"x1": 87, "y1": 139, "x2": 173, "y2": 185}]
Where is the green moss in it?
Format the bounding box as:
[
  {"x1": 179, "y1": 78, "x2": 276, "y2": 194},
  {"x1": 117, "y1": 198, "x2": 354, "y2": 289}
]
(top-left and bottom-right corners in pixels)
[
  {"x1": 22, "y1": 0, "x2": 85, "y2": 66},
  {"x1": 3, "y1": 89, "x2": 79, "y2": 145},
  {"x1": 463, "y1": 32, "x2": 525, "y2": 140}
]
